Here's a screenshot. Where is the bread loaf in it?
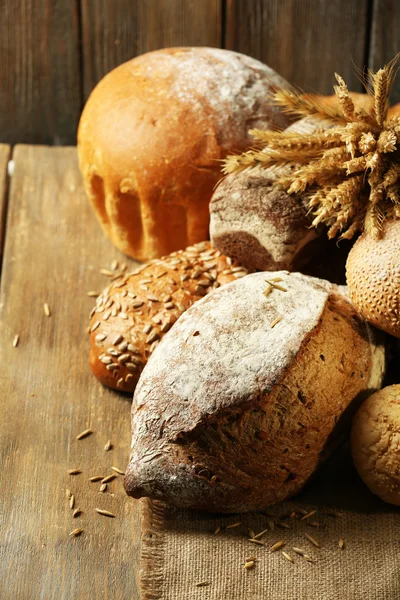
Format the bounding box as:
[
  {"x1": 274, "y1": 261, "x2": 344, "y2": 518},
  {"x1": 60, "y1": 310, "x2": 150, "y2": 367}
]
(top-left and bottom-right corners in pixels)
[
  {"x1": 209, "y1": 116, "x2": 332, "y2": 271},
  {"x1": 89, "y1": 242, "x2": 249, "y2": 392},
  {"x1": 124, "y1": 272, "x2": 385, "y2": 512},
  {"x1": 78, "y1": 47, "x2": 292, "y2": 261}
]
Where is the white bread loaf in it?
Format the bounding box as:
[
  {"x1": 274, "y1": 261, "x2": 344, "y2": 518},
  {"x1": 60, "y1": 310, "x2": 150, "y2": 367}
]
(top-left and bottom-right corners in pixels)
[{"x1": 125, "y1": 272, "x2": 385, "y2": 512}]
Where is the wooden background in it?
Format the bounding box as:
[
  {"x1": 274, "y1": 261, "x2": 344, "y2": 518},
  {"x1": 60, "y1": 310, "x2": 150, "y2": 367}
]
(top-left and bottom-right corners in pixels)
[{"x1": 0, "y1": 0, "x2": 399, "y2": 145}]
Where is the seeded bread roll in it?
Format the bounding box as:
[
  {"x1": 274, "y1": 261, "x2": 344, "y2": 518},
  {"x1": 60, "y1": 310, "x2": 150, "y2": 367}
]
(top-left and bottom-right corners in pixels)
[
  {"x1": 89, "y1": 242, "x2": 249, "y2": 392},
  {"x1": 124, "y1": 272, "x2": 385, "y2": 512}
]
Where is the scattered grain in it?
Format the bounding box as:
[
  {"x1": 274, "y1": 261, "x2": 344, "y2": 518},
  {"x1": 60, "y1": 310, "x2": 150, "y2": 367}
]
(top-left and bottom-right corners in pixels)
[
  {"x1": 100, "y1": 269, "x2": 114, "y2": 277},
  {"x1": 68, "y1": 469, "x2": 81, "y2": 475},
  {"x1": 111, "y1": 466, "x2": 125, "y2": 475},
  {"x1": 87, "y1": 291, "x2": 99, "y2": 297},
  {"x1": 101, "y1": 474, "x2": 117, "y2": 483},
  {"x1": 301, "y1": 510, "x2": 317, "y2": 521},
  {"x1": 69, "y1": 528, "x2": 83, "y2": 537},
  {"x1": 244, "y1": 561, "x2": 255, "y2": 569},
  {"x1": 339, "y1": 539, "x2": 345, "y2": 550},
  {"x1": 292, "y1": 547, "x2": 306, "y2": 556},
  {"x1": 252, "y1": 528, "x2": 269, "y2": 540},
  {"x1": 270, "y1": 541, "x2": 285, "y2": 552},
  {"x1": 270, "y1": 315, "x2": 283, "y2": 328},
  {"x1": 214, "y1": 526, "x2": 220, "y2": 535},
  {"x1": 43, "y1": 303, "x2": 51, "y2": 317},
  {"x1": 104, "y1": 440, "x2": 112, "y2": 451},
  {"x1": 12, "y1": 334, "x2": 19, "y2": 348},
  {"x1": 248, "y1": 539, "x2": 264, "y2": 546},
  {"x1": 76, "y1": 428, "x2": 93, "y2": 440},
  {"x1": 69, "y1": 495, "x2": 75, "y2": 509},
  {"x1": 282, "y1": 552, "x2": 294, "y2": 564},
  {"x1": 195, "y1": 582, "x2": 210, "y2": 588},
  {"x1": 226, "y1": 522, "x2": 241, "y2": 529},
  {"x1": 99, "y1": 483, "x2": 107, "y2": 493},
  {"x1": 95, "y1": 508, "x2": 116, "y2": 518},
  {"x1": 265, "y1": 279, "x2": 288, "y2": 292},
  {"x1": 72, "y1": 509, "x2": 81, "y2": 518},
  {"x1": 66, "y1": 489, "x2": 72, "y2": 499},
  {"x1": 305, "y1": 533, "x2": 320, "y2": 548},
  {"x1": 89, "y1": 476, "x2": 104, "y2": 482}
]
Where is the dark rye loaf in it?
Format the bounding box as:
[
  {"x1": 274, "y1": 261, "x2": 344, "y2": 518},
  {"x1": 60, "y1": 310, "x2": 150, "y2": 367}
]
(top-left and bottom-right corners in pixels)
[{"x1": 124, "y1": 272, "x2": 385, "y2": 512}]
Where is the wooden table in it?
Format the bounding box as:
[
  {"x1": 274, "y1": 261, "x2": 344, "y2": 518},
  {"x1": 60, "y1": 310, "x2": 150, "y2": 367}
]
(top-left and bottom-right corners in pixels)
[{"x1": 0, "y1": 145, "x2": 141, "y2": 599}]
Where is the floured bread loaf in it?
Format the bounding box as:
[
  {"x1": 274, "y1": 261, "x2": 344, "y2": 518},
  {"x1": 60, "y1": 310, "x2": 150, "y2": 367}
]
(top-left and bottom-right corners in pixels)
[{"x1": 124, "y1": 272, "x2": 385, "y2": 512}]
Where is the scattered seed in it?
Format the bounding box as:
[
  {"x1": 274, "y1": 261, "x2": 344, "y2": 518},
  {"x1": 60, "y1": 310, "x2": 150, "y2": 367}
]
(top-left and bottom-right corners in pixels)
[
  {"x1": 304, "y1": 554, "x2": 315, "y2": 563},
  {"x1": 277, "y1": 522, "x2": 291, "y2": 530},
  {"x1": 116, "y1": 378, "x2": 124, "y2": 389},
  {"x1": 270, "y1": 315, "x2": 283, "y2": 329},
  {"x1": 111, "y1": 260, "x2": 119, "y2": 271},
  {"x1": 111, "y1": 466, "x2": 125, "y2": 475},
  {"x1": 270, "y1": 541, "x2": 285, "y2": 552},
  {"x1": 76, "y1": 428, "x2": 93, "y2": 440},
  {"x1": 87, "y1": 291, "x2": 99, "y2": 297},
  {"x1": 305, "y1": 533, "x2": 320, "y2": 548},
  {"x1": 297, "y1": 508, "x2": 308, "y2": 515},
  {"x1": 100, "y1": 269, "x2": 114, "y2": 277},
  {"x1": 214, "y1": 526, "x2": 220, "y2": 535},
  {"x1": 95, "y1": 333, "x2": 107, "y2": 342},
  {"x1": 245, "y1": 555, "x2": 256, "y2": 562},
  {"x1": 132, "y1": 301, "x2": 144, "y2": 309},
  {"x1": 264, "y1": 279, "x2": 287, "y2": 292},
  {"x1": 301, "y1": 510, "x2": 317, "y2": 521},
  {"x1": 252, "y1": 528, "x2": 269, "y2": 540},
  {"x1": 95, "y1": 508, "x2": 116, "y2": 518},
  {"x1": 12, "y1": 334, "x2": 19, "y2": 348},
  {"x1": 101, "y1": 474, "x2": 117, "y2": 483},
  {"x1": 146, "y1": 331, "x2": 160, "y2": 344},
  {"x1": 91, "y1": 321, "x2": 100, "y2": 332},
  {"x1": 43, "y1": 303, "x2": 51, "y2": 317},
  {"x1": 293, "y1": 547, "x2": 306, "y2": 556},
  {"x1": 69, "y1": 495, "x2": 75, "y2": 509},
  {"x1": 282, "y1": 552, "x2": 294, "y2": 564},
  {"x1": 339, "y1": 539, "x2": 345, "y2": 550},
  {"x1": 248, "y1": 539, "x2": 264, "y2": 546},
  {"x1": 112, "y1": 334, "x2": 123, "y2": 345},
  {"x1": 90, "y1": 476, "x2": 104, "y2": 482},
  {"x1": 99, "y1": 483, "x2": 107, "y2": 493},
  {"x1": 101, "y1": 356, "x2": 113, "y2": 365},
  {"x1": 226, "y1": 522, "x2": 241, "y2": 530},
  {"x1": 249, "y1": 528, "x2": 256, "y2": 538},
  {"x1": 104, "y1": 440, "x2": 112, "y2": 451},
  {"x1": 68, "y1": 469, "x2": 81, "y2": 475},
  {"x1": 72, "y1": 509, "x2": 81, "y2": 518},
  {"x1": 195, "y1": 582, "x2": 210, "y2": 588},
  {"x1": 69, "y1": 528, "x2": 83, "y2": 537},
  {"x1": 66, "y1": 489, "x2": 72, "y2": 499},
  {"x1": 244, "y1": 561, "x2": 255, "y2": 569}
]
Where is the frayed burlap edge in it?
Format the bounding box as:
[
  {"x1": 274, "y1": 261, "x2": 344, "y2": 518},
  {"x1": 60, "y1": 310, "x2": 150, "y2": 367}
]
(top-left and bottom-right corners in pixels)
[{"x1": 140, "y1": 499, "x2": 168, "y2": 600}]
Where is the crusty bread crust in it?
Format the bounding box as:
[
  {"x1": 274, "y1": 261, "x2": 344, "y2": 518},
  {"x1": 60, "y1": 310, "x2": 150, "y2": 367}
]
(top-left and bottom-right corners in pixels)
[
  {"x1": 125, "y1": 272, "x2": 385, "y2": 512},
  {"x1": 89, "y1": 242, "x2": 249, "y2": 392},
  {"x1": 77, "y1": 47, "x2": 291, "y2": 261}
]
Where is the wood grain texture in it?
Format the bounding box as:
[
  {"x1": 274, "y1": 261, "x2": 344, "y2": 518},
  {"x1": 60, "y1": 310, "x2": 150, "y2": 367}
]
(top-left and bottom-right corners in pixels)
[
  {"x1": 0, "y1": 144, "x2": 10, "y2": 259},
  {"x1": 0, "y1": 146, "x2": 141, "y2": 600},
  {"x1": 0, "y1": 1, "x2": 81, "y2": 145},
  {"x1": 80, "y1": 0, "x2": 222, "y2": 99},
  {"x1": 225, "y1": 0, "x2": 369, "y2": 94},
  {"x1": 369, "y1": 0, "x2": 400, "y2": 104}
]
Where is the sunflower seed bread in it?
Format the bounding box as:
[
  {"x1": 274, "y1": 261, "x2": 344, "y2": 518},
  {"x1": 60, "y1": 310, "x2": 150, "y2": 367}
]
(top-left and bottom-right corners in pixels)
[
  {"x1": 124, "y1": 271, "x2": 385, "y2": 512},
  {"x1": 89, "y1": 242, "x2": 249, "y2": 392}
]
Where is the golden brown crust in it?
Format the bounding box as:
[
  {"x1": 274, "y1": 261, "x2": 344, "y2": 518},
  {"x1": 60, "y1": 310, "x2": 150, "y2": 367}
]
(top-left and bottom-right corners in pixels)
[
  {"x1": 77, "y1": 47, "x2": 291, "y2": 261},
  {"x1": 351, "y1": 385, "x2": 400, "y2": 505},
  {"x1": 89, "y1": 242, "x2": 249, "y2": 392},
  {"x1": 346, "y1": 220, "x2": 400, "y2": 338}
]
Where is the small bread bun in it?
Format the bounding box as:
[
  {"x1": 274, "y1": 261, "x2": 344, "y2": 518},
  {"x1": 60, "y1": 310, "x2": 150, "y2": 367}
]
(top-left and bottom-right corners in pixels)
[
  {"x1": 78, "y1": 47, "x2": 291, "y2": 262},
  {"x1": 89, "y1": 242, "x2": 249, "y2": 392},
  {"x1": 346, "y1": 220, "x2": 400, "y2": 338},
  {"x1": 351, "y1": 385, "x2": 400, "y2": 505}
]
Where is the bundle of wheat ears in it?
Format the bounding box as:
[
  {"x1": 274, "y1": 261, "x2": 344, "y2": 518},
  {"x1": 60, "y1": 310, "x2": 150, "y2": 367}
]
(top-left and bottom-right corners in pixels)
[{"x1": 224, "y1": 57, "x2": 400, "y2": 239}]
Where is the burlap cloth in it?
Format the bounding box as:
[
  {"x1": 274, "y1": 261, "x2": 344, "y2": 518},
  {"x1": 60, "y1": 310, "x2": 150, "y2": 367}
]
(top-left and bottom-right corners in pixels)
[{"x1": 139, "y1": 443, "x2": 400, "y2": 600}]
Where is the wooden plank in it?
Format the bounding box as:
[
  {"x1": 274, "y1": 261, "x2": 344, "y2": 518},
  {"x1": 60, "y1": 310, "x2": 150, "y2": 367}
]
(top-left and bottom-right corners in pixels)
[
  {"x1": 0, "y1": 144, "x2": 10, "y2": 260},
  {"x1": 225, "y1": 0, "x2": 369, "y2": 94},
  {"x1": 81, "y1": 0, "x2": 222, "y2": 99},
  {"x1": 369, "y1": 0, "x2": 400, "y2": 104},
  {"x1": 0, "y1": 2, "x2": 81, "y2": 145},
  {"x1": 0, "y1": 146, "x2": 141, "y2": 600}
]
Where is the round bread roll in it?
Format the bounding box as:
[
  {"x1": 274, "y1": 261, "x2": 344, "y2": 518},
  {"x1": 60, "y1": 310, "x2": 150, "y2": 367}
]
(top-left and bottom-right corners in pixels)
[
  {"x1": 346, "y1": 220, "x2": 400, "y2": 338},
  {"x1": 351, "y1": 385, "x2": 400, "y2": 505},
  {"x1": 78, "y1": 47, "x2": 291, "y2": 262},
  {"x1": 89, "y1": 242, "x2": 249, "y2": 393}
]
